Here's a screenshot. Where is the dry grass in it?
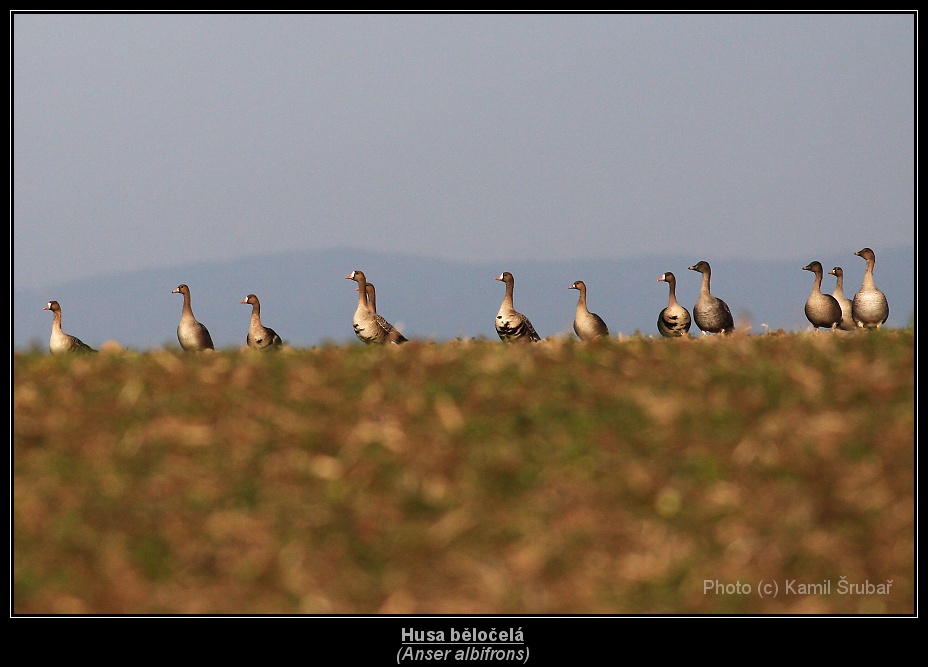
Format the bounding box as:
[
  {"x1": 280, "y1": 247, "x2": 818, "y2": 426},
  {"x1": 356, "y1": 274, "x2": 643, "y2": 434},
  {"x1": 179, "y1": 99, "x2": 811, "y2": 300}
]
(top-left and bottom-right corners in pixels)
[{"x1": 12, "y1": 330, "x2": 915, "y2": 614}]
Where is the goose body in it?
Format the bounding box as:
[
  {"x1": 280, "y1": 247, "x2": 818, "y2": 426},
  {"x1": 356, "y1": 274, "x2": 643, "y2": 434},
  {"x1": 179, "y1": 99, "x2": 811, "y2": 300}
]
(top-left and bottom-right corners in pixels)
[
  {"x1": 851, "y1": 247, "x2": 889, "y2": 329},
  {"x1": 828, "y1": 267, "x2": 856, "y2": 331},
  {"x1": 43, "y1": 301, "x2": 96, "y2": 354},
  {"x1": 688, "y1": 261, "x2": 735, "y2": 335},
  {"x1": 241, "y1": 294, "x2": 282, "y2": 350},
  {"x1": 495, "y1": 272, "x2": 541, "y2": 342},
  {"x1": 802, "y1": 261, "x2": 842, "y2": 331},
  {"x1": 656, "y1": 272, "x2": 692, "y2": 337},
  {"x1": 345, "y1": 270, "x2": 407, "y2": 344},
  {"x1": 172, "y1": 284, "x2": 214, "y2": 351},
  {"x1": 568, "y1": 280, "x2": 609, "y2": 340}
]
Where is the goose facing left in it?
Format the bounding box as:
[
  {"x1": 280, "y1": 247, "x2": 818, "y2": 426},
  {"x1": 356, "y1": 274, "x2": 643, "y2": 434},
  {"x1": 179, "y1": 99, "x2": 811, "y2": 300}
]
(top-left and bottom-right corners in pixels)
[
  {"x1": 827, "y1": 267, "x2": 856, "y2": 331},
  {"x1": 345, "y1": 270, "x2": 408, "y2": 344},
  {"x1": 172, "y1": 284, "x2": 215, "y2": 351},
  {"x1": 802, "y1": 261, "x2": 842, "y2": 331},
  {"x1": 568, "y1": 280, "x2": 609, "y2": 340},
  {"x1": 688, "y1": 261, "x2": 735, "y2": 335},
  {"x1": 656, "y1": 272, "x2": 692, "y2": 338},
  {"x1": 241, "y1": 294, "x2": 283, "y2": 350},
  {"x1": 495, "y1": 271, "x2": 541, "y2": 342},
  {"x1": 43, "y1": 301, "x2": 96, "y2": 354},
  {"x1": 851, "y1": 247, "x2": 889, "y2": 329}
]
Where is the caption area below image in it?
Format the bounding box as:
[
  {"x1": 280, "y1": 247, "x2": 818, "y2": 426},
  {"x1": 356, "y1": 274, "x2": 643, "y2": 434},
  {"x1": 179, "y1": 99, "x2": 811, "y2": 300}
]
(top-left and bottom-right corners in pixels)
[{"x1": 398, "y1": 627, "x2": 528, "y2": 663}]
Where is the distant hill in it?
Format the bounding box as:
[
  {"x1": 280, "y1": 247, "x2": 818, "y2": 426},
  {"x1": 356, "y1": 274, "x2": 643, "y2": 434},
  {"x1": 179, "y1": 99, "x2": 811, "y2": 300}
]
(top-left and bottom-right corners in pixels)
[{"x1": 14, "y1": 246, "x2": 915, "y2": 352}]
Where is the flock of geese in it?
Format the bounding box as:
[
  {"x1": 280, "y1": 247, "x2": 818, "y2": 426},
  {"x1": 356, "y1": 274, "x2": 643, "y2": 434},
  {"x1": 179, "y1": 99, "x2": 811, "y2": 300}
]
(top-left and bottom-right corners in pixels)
[{"x1": 40, "y1": 247, "x2": 890, "y2": 355}]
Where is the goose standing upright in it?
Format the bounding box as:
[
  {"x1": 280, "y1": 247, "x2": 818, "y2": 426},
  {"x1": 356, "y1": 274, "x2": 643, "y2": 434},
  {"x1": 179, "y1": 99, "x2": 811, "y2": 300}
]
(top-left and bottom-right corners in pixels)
[
  {"x1": 363, "y1": 282, "x2": 377, "y2": 313},
  {"x1": 688, "y1": 261, "x2": 735, "y2": 335},
  {"x1": 494, "y1": 272, "x2": 541, "y2": 342},
  {"x1": 42, "y1": 300, "x2": 96, "y2": 354},
  {"x1": 656, "y1": 272, "x2": 692, "y2": 338},
  {"x1": 802, "y1": 261, "x2": 842, "y2": 331},
  {"x1": 827, "y1": 267, "x2": 856, "y2": 331},
  {"x1": 345, "y1": 270, "x2": 408, "y2": 344},
  {"x1": 241, "y1": 294, "x2": 283, "y2": 350},
  {"x1": 568, "y1": 280, "x2": 609, "y2": 340},
  {"x1": 172, "y1": 284, "x2": 215, "y2": 351},
  {"x1": 851, "y1": 247, "x2": 889, "y2": 329}
]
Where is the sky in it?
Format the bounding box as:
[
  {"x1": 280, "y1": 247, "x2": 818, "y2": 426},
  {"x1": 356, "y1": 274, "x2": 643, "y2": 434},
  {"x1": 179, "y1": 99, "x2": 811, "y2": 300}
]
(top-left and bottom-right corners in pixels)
[{"x1": 12, "y1": 12, "x2": 915, "y2": 294}]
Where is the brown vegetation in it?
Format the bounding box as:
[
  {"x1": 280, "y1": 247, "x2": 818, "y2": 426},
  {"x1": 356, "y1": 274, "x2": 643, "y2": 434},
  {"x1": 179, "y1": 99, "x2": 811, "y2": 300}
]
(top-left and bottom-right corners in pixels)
[{"x1": 13, "y1": 330, "x2": 915, "y2": 614}]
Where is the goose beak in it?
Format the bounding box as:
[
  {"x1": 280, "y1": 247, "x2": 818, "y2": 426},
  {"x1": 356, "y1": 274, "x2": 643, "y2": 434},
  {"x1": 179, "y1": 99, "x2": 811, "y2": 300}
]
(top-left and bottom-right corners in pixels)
[{"x1": 240, "y1": 298, "x2": 248, "y2": 304}]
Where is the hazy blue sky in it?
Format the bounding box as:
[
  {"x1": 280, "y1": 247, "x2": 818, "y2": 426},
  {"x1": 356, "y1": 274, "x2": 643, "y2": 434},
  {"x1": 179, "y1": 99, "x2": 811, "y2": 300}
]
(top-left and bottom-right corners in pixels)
[{"x1": 13, "y1": 12, "x2": 915, "y2": 292}]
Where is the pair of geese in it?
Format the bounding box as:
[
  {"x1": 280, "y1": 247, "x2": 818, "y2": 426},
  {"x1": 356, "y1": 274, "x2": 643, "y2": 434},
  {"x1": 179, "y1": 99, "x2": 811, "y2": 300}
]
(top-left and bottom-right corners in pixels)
[
  {"x1": 171, "y1": 285, "x2": 283, "y2": 352},
  {"x1": 41, "y1": 248, "x2": 890, "y2": 354}
]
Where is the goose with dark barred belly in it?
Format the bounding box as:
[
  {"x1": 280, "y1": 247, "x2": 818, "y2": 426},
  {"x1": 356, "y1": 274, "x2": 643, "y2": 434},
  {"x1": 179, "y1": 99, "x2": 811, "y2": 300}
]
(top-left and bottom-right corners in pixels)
[
  {"x1": 656, "y1": 272, "x2": 691, "y2": 338},
  {"x1": 241, "y1": 294, "x2": 283, "y2": 350},
  {"x1": 345, "y1": 270, "x2": 408, "y2": 344},
  {"x1": 494, "y1": 271, "x2": 541, "y2": 343}
]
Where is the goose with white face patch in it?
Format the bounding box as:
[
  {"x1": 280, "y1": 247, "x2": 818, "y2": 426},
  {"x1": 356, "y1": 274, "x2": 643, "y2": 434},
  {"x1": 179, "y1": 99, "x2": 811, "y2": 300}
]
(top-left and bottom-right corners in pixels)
[
  {"x1": 494, "y1": 271, "x2": 541, "y2": 343},
  {"x1": 345, "y1": 270, "x2": 408, "y2": 344},
  {"x1": 656, "y1": 272, "x2": 691, "y2": 338},
  {"x1": 43, "y1": 300, "x2": 96, "y2": 354}
]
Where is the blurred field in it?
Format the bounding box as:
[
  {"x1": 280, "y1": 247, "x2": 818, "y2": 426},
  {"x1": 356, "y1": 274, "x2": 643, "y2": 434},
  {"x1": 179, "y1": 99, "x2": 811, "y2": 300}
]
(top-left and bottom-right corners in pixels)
[{"x1": 13, "y1": 330, "x2": 915, "y2": 615}]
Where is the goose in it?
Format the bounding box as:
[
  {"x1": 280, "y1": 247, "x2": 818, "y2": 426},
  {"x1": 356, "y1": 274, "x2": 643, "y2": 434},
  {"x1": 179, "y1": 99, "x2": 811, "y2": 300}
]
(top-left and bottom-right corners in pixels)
[
  {"x1": 851, "y1": 247, "x2": 889, "y2": 329},
  {"x1": 656, "y1": 272, "x2": 692, "y2": 338},
  {"x1": 363, "y1": 282, "x2": 377, "y2": 313},
  {"x1": 568, "y1": 280, "x2": 609, "y2": 340},
  {"x1": 687, "y1": 261, "x2": 735, "y2": 335},
  {"x1": 494, "y1": 272, "x2": 541, "y2": 342},
  {"x1": 345, "y1": 270, "x2": 408, "y2": 344},
  {"x1": 172, "y1": 284, "x2": 215, "y2": 351},
  {"x1": 42, "y1": 301, "x2": 96, "y2": 354},
  {"x1": 827, "y1": 267, "x2": 856, "y2": 331},
  {"x1": 802, "y1": 261, "x2": 842, "y2": 331},
  {"x1": 241, "y1": 294, "x2": 283, "y2": 350}
]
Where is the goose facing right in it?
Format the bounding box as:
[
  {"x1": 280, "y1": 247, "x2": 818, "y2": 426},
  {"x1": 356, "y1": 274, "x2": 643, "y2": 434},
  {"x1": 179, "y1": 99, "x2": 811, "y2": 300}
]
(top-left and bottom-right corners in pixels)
[
  {"x1": 827, "y1": 267, "x2": 856, "y2": 331},
  {"x1": 345, "y1": 270, "x2": 408, "y2": 344},
  {"x1": 241, "y1": 294, "x2": 283, "y2": 350},
  {"x1": 568, "y1": 280, "x2": 609, "y2": 340},
  {"x1": 802, "y1": 261, "x2": 842, "y2": 331},
  {"x1": 43, "y1": 300, "x2": 96, "y2": 354},
  {"x1": 851, "y1": 247, "x2": 889, "y2": 329},
  {"x1": 656, "y1": 272, "x2": 692, "y2": 338},
  {"x1": 688, "y1": 261, "x2": 735, "y2": 335},
  {"x1": 172, "y1": 284, "x2": 215, "y2": 351},
  {"x1": 495, "y1": 271, "x2": 541, "y2": 342}
]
